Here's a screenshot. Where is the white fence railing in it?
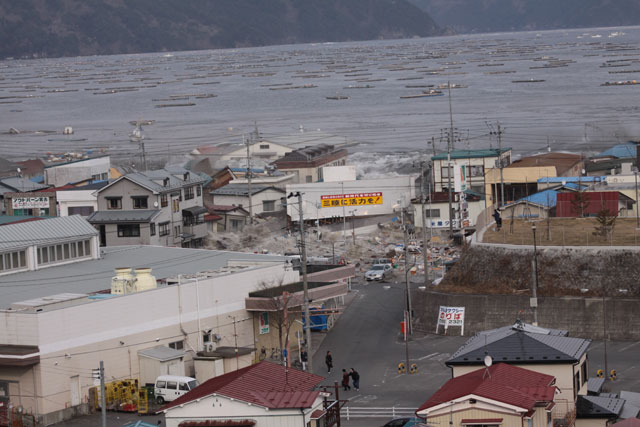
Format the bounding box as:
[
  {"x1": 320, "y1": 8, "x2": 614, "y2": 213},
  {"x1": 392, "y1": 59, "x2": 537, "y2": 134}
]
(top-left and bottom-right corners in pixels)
[{"x1": 341, "y1": 406, "x2": 416, "y2": 419}]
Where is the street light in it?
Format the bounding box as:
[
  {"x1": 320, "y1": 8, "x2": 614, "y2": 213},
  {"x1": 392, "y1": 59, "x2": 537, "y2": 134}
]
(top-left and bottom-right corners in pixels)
[
  {"x1": 633, "y1": 167, "x2": 639, "y2": 229},
  {"x1": 531, "y1": 224, "x2": 539, "y2": 326}
]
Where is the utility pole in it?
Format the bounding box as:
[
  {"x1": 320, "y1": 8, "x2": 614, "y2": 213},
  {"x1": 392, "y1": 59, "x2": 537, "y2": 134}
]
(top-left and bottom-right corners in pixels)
[
  {"x1": 289, "y1": 192, "x2": 312, "y2": 373},
  {"x1": 531, "y1": 224, "x2": 539, "y2": 326},
  {"x1": 420, "y1": 161, "x2": 429, "y2": 285},
  {"x1": 496, "y1": 122, "x2": 505, "y2": 208},
  {"x1": 229, "y1": 315, "x2": 240, "y2": 370},
  {"x1": 341, "y1": 181, "x2": 347, "y2": 242},
  {"x1": 245, "y1": 134, "x2": 253, "y2": 225},
  {"x1": 100, "y1": 361, "x2": 106, "y2": 427},
  {"x1": 447, "y1": 82, "x2": 456, "y2": 236},
  {"x1": 402, "y1": 208, "x2": 413, "y2": 334}
]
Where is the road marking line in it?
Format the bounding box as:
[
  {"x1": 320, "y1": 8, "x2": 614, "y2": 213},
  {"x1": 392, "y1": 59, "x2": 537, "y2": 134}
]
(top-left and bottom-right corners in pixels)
[
  {"x1": 620, "y1": 342, "x2": 640, "y2": 352},
  {"x1": 418, "y1": 352, "x2": 439, "y2": 360}
]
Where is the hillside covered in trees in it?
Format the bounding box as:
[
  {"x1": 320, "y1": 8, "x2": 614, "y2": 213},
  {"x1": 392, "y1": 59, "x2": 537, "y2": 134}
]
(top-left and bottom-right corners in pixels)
[
  {"x1": 0, "y1": 0, "x2": 441, "y2": 59},
  {"x1": 409, "y1": 0, "x2": 640, "y2": 33}
]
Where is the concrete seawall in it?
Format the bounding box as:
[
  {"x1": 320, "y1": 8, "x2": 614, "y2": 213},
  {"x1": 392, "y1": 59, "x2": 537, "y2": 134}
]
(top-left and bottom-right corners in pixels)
[{"x1": 413, "y1": 290, "x2": 640, "y2": 340}]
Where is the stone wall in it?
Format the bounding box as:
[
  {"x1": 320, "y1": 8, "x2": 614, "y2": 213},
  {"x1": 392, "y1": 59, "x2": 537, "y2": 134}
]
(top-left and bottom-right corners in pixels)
[
  {"x1": 442, "y1": 244, "x2": 640, "y2": 297},
  {"x1": 412, "y1": 290, "x2": 640, "y2": 340}
]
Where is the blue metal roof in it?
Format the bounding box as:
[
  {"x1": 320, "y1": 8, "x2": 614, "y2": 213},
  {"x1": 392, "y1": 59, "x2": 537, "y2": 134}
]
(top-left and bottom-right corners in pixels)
[
  {"x1": 524, "y1": 189, "x2": 558, "y2": 208},
  {"x1": 596, "y1": 142, "x2": 637, "y2": 159},
  {"x1": 537, "y1": 176, "x2": 604, "y2": 183},
  {"x1": 432, "y1": 148, "x2": 511, "y2": 161}
]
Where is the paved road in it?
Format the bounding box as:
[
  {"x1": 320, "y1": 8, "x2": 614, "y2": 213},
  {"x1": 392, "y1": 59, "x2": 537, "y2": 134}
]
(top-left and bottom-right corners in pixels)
[{"x1": 312, "y1": 275, "x2": 466, "y2": 410}]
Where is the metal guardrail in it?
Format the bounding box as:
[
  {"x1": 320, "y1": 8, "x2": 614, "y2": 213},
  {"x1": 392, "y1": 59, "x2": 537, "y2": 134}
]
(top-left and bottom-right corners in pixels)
[{"x1": 341, "y1": 406, "x2": 416, "y2": 419}]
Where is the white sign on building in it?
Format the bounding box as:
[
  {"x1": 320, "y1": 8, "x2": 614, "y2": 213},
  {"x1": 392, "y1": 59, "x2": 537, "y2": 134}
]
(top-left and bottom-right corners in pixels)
[
  {"x1": 436, "y1": 306, "x2": 465, "y2": 335},
  {"x1": 12, "y1": 197, "x2": 50, "y2": 209}
]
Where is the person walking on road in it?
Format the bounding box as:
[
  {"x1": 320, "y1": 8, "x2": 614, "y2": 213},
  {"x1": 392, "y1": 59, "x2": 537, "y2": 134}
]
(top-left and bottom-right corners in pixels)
[
  {"x1": 342, "y1": 369, "x2": 351, "y2": 391},
  {"x1": 350, "y1": 368, "x2": 360, "y2": 391},
  {"x1": 325, "y1": 351, "x2": 333, "y2": 374},
  {"x1": 300, "y1": 348, "x2": 308, "y2": 371}
]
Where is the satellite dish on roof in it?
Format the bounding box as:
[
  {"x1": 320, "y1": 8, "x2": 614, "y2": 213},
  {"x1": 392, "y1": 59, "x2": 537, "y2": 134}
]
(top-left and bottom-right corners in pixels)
[{"x1": 484, "y1": 354, "x2": 493, "y2": 367}]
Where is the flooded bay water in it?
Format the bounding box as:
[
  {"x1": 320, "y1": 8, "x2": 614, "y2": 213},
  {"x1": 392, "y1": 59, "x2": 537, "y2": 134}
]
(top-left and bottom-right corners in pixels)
[{"x1": 2, "y1": 26, "x2": 640, "y2": 170}]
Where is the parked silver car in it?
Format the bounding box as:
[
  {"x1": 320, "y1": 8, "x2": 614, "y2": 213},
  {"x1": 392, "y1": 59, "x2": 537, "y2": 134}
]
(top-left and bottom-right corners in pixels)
[{"x1": 365, "y1": 263, "x2": 393, "y2": 281}]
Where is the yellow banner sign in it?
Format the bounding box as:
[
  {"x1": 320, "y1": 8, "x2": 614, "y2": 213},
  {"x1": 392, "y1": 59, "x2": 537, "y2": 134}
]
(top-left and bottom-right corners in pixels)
[{"x1": 320, "y1": 192, "x2": 383, "y2": 208}]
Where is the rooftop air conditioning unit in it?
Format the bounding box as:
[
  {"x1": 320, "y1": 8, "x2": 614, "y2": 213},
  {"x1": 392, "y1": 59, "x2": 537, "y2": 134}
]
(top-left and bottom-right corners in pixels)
[{"x1": 205, "y1": 342, "x2": 217, "y2": 352}]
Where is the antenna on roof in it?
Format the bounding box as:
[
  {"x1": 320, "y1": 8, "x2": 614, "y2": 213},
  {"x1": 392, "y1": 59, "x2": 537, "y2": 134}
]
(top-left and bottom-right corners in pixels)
[{"x1": 482, "y1": 352, "x2": 492, "y2": 379}]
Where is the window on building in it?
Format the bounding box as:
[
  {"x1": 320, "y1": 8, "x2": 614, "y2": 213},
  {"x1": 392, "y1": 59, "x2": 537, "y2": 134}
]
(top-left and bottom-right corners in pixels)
[
  {"x1": 425, "y1": 209, "x2": 441, "y2": 218},
  {"x1": 172, "y1": 198, "x2": 180, "y2": 213},
  {"x1": 169, "y1": 340, "x2": 184, "y2": 350},
  {"x1": 305, "y1": 175, "x2": 313, "y2": 183},
  {"x1": 68, "y1": 206, "x2": 94, "y2": 216},
  {"x1": 469, "y1": 165, "x2": 484, "y2": 177},
  {"x1": 117, "y1": 224, "x2": 141, "y2": 237},
  {"x1": 184, "y1": 186, "x2": 194, "y2": 200},
  {"x1": 174, "y1": 225, "x2": 181, "y2": 237},
  {"x1": 441, "y1": 166, "x2": 453, "y2": 179},
  {"x1": 230, "y1": 219, "x2": 243, "y2": 232},
  {"x1": 581, "y1": 361, "x2": 588, "y2": 386},
  {"x1": 196, "y1": 185, "x2": 201, "y2": 197},
  {"x1": 203, "y1": 332, "x2": 211, "y2": 343},
  {"x1": 161, "y1": 194, "x2": 168, "y2": 207},
  {"x1": 132, "y1": 196, "x2": 148, "y2": 209},
  {"x1": 573, "y1": 372, "x2": 580, "y2": 399},
  {"x1": 63, "y1": 243, "x2": 70, "y2": 259},
  {"x1": 0, "y1": 250, "x2": 27, "y2": 272},
  {"x1": 159, "y1": 222, "x2": 170, "y2": 236},
  {"x1": 259, "y1": 144, "x2": 270, "y2": 149},
  {"x1": 262, "y1": 200, "x2": 276, "y2": 212},
  {"x1": 106, "y1": 197, "x2": 122, "y2": 210},
  {"x1": 150, "y1": 223, "x2": 156, "y2": 236},
  {"x1": 38, "y1": 208, "x2": 50, "y2": 216}
]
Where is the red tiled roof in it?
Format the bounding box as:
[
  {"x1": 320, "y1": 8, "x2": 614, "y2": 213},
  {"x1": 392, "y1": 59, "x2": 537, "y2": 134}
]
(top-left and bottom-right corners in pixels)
[
  {"x1": 204, "y1": 214, "x2": 222, "y2": 221},
  {"x1": 461, "y1": 419, "x2": 504, "y2": 424},
  {"x1": 417, "y1": 363, "x2": 555, "y2": 414},
  {"x1": 161, "y1": 361, "x2": 324, "y2": 412},
  {"x1": 612, "y1": 419, "x2": 640, "y2": 427}
]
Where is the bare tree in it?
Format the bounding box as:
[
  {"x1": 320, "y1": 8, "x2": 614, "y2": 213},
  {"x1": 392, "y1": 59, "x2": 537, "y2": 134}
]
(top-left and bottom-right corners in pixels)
[{"x1": 255, "y1": 279, "x2": 297, "y2": 358}]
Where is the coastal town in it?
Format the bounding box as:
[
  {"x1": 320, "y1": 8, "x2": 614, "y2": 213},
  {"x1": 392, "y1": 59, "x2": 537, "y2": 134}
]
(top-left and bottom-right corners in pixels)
[{"x1": 2, "y1": 125, "x2": 640, "y2": 427}]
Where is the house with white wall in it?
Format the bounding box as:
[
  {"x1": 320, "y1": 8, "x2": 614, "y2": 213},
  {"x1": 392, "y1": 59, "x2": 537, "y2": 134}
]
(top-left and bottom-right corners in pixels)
[
  {"x1": 56, "y1": 182, "x2": 107, "y2": 217},
  {"x1": 161, "y1": 361, "x2": 327, "y2": 427},
  {"x1": 446, "y1": 321, "x2": 591, "y2": 421},
  {"x1": 44, "y1": 155, "x2": 110, "y2": 187},
  {"x1": 210, "y1": 184, "x2": 286, "y2": 217}
]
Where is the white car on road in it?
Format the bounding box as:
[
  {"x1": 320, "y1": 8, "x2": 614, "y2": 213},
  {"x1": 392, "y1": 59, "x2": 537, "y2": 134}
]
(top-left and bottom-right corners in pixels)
[{"x1": 365, "y1": 263, "x2": 393, "y2": 281}]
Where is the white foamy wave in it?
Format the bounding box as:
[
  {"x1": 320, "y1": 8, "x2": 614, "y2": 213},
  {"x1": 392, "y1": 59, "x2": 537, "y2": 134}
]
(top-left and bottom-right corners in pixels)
[{"x1": 349, "y1": 151, "x2": 427, "y2": 179}]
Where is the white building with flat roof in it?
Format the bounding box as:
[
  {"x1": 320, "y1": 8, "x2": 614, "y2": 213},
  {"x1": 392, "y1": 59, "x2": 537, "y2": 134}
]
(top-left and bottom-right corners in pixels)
[
  {"x1": 0, "y1": 244, "x2": 301, "y2": 425},
  {"x1": 286, "y1": 175, "x2": 416, "y2": 221}
]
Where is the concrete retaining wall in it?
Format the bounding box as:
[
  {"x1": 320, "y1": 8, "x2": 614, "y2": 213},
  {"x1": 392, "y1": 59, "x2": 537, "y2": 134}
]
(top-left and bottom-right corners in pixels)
[{"x1": 413, "y1": 290, "x2": 640, "y2": 340}]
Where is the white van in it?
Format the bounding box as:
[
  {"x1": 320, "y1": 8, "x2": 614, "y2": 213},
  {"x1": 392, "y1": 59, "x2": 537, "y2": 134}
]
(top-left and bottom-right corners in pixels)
[{"x1": 154, "y1": 375, "x2": 199, "y2": 403}]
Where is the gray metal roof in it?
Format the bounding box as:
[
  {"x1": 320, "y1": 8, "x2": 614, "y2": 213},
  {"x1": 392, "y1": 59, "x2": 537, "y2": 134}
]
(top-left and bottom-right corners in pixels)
[
  {"x1": 447, "y1": 322, "x2": 590, "y2": 366},
  {"x1": 138, "y1": 345, "x2": 185, "y2": 362},
  {"x1": 0, "y1": 177, "x2": 49, "y2": 195},
  {"x1": 578, "y1": 395, "x2": 625, "y2": 417},
  {"x1": 0, "y1": 215, "x2": 98, "y2": 252},
  {"x1": 211, "y1": 184, "x2": 285, "y2": 196},
  {"x1": 87, "y1": 210, "x2": 161, "y2": 224},
  {"x1": 587, "y1": 377, "x2": 605, "y2": 394},
  {"x1": 619, "y1": 391, "x2": 640, "y2": 419},
  {"x1": 0, "y1": 246, "x2": 287, "y2": 309},
  {"x1": 99, "y1": 167, "x2": 207, "y2": 195}
]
